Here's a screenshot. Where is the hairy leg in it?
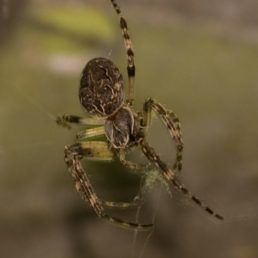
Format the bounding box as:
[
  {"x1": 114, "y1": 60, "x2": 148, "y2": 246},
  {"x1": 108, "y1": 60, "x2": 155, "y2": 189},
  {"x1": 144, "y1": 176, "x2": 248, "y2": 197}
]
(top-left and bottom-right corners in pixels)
[
  {"x1": 76, "y1": 127, "x2": 106, "y2": 141},
  {"x1": 143, "y1": 98, "x2": 184, "y2": 172},
  {"x1": 110, "y1": 0, "x2": 135, "y2": 105},
  {"x1": 56, "y1": 114, "x2": 104, "y2": 129},
  {"x1": 117, "y1": 149, "x2": 151, "y2": 171},
  {"x1": 64, "y1": 142, "x2": 153, "y2": 230},
  {"x1": 140, "y1": 139, "x2": 223, "y2": 221}
]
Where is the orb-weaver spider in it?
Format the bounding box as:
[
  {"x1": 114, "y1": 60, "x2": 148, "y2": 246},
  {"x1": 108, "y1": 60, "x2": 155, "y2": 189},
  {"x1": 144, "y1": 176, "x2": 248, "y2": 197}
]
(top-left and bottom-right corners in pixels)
[{"x1": 56, "y1": 0, "x2": 223, "y2": 230}]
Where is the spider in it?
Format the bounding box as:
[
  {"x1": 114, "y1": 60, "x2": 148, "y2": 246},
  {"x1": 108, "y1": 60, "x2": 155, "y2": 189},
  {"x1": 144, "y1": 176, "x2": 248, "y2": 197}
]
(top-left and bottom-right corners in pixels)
[{"x1": 56, "y1": 0, "x2": 223, "y2": 230}]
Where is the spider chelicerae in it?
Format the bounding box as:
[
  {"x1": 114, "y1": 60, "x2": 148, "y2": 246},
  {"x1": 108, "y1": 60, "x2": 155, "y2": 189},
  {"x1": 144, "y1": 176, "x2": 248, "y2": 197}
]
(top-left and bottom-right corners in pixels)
[{"x1": 56, "y1": 0, "x2": 223, "y2": 230}]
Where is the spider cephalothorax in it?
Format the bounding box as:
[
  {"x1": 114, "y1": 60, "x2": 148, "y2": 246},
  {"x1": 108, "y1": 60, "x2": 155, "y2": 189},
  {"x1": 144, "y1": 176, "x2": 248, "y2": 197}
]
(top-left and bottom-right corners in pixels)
[
  {"x1": 57, "y1": 0, "x2": 223, "y2": 230},
  {"x1": 105, "y1": 107, "x2": 134, "y2": 147}
]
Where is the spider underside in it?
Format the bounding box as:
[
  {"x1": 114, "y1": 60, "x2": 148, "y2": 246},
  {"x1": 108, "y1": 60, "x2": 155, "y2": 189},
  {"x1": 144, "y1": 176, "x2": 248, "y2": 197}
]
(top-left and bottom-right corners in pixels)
[{"x1": 56, "y1": 0, "x2": 223, "y2": 230}]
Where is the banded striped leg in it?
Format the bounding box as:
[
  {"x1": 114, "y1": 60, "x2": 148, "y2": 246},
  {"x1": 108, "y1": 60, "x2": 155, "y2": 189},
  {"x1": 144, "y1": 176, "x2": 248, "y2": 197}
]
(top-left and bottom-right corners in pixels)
[
  {"x1": 117, "y1": 149, "x2": 151, "y2": 171},
  {"x1": 103, "y1": 199, "x2": 141, "y2": 209},
  {"x1": 110, "y1": 0, "x2": 135, "y2": 105},
  {"x1": 143, "y1": 98, "x2": 184, "y2": 172},
  {"x1": 71, "y1": 130, "x2": 141, "y2": 209},
  {"x1": 140, "y1": 139, "x2": 224, "y2": 221},
  {"x1": 56, "y1": 114, "x2": 104, "y2": 129},
  {"x1": 79, "y1": 142, "x2": 141, "y2": 209},
  {"x1": 64, "y1": 143, "x2": 153, "y2": 230}
]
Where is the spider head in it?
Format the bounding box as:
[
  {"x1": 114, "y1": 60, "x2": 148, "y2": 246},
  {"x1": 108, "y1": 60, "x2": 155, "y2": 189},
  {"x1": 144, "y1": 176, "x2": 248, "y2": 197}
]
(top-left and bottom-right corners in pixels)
[
  {"x1": 79, "y1": 57, "x2": 125, "y2": 117},
  {"x1": 105, "y1": 107, "x2": 143, "y2": 149}
]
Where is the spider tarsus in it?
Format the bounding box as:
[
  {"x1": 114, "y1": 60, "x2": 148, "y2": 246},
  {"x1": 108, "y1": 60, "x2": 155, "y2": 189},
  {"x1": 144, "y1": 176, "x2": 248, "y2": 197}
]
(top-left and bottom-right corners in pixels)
[
  {"x1": 215, "y1": 214, "x2": 224, "y2": 221},
  {"x1": 102, "y1": 214, "x2": 153, "y2": 231},
  {"x1": 56, "y1": 115, "x2": 71, "y2": 129}
]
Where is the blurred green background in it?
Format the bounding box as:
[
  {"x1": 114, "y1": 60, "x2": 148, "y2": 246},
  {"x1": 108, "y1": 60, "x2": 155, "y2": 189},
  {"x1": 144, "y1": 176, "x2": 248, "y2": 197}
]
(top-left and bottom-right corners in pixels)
[{"x1": 1, "y1": 0, "x2": 258, "y2": 257}]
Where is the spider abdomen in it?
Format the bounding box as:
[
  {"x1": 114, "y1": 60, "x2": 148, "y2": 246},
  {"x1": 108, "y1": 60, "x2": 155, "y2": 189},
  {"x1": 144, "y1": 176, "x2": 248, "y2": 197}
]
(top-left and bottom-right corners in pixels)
[{"x1": 79, "y1": 58, "x2": 125, "y2": 117}]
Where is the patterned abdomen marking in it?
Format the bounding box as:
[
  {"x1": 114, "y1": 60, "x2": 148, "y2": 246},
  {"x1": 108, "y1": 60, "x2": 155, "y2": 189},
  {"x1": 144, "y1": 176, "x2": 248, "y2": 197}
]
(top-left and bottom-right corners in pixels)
[{"x1": 80, "y1": 58, "x2": 125, "y2": 117}]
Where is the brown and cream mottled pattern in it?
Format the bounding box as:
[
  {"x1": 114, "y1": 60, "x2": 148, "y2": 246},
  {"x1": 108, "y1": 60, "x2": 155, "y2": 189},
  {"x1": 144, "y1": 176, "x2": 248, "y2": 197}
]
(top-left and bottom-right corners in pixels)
[{"x1": 80, "y1": 58, "x2": 125, "y2": 116}]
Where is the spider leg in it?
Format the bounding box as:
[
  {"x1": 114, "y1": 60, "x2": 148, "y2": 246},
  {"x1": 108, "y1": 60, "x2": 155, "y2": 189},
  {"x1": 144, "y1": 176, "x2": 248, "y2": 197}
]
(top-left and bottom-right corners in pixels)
[
  {"x1": 79, "y1": 141, "x2": 113, "y2": 161},
  {"x1": 103, "y1": 197, "x2": 141, "y2": 209},
  {"x1": 56, "y1": 114, "x2": 104, "y2": 129},
  {"x1": 76, "y1": 127, "x2": 106, "y2": 141},
  {"x1": 110, "y1": 0, "x2": 135, "y2": 105},
  {"x1": 117, "y1": 149, "x2": 151, "y2": 171},
  {"x1": 64, "y1": 143, "x2": 153, "y2": 230},
  {"x1": 142, "y1": 98, "x2": 184, "y2": 172},
  {"x1": 79, "y1": 144, "x2": 144, "y2": 208},
  {"x1": 73, "y1": 143, "x2": 140, "y2": 208},
  {"x1": 140, "y1": 139, "x2": 224, "y2": 221},
  {"x1": 70, "y1": 130, "x2": 143, "y2": 208}
]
